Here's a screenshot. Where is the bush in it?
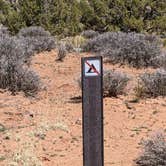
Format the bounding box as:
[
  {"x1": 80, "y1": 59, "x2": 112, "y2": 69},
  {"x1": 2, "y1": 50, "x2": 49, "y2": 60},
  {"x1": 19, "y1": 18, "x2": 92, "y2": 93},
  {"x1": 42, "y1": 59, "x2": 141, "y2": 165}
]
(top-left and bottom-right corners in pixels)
[
  {"x1": 83, "y1": 32, "x2": 161, "y2": 68},
  {"x1": 82, "y1": 32, "x2": 113, "y2": 52},
  {"x1": 151, "y1": 51, "x2": 166, "y2": 69},
  {"x1": 0, "y1": 36, "x2": 24, "y2": 68},
  {"x1": 65, "y1": 42, "x2": 74, "y2": 53},
  {"x1": 135, "y1": 132, "x2": 166, "y2": 166},
  {"x1": 78, "y1": 69, "x2": 130, "y2": 97},
  {"x1": 18, "y1": 26, "x2": 51, "y2": 38},
  {"x1": 17, "y1": 26, "x2": 56, "y2": 53},
  {"x1": 103, "y1": 70, "x2": 130, "y2": 97},
  {"x1": 0, "y1": 35, "x2": 40, "y2": 95},
  {"x1": 14, "y1": 37, "x2": 35, "y2": 65},
  {"x1": 57, "y1": 42, "x2": 67, "y2": 61},
  {"x1": 61, "y1": 35, "x2": 86, "y2": 53},
  {"x1": 12, "y1": 67, "x2": 40, "y2": 96},
  {"x1": 0, "y1": 66, "x2": 40, "y2": 96},
  {"x1": 81, "y1": 30, "x2": 99, "y2": 39},
  {"x1": 72, "y1": 35, "x2": 86, "y2": 51},
  {"x1": 163, "y1": 39, "x2": 166, "y2": 47},
  {"x1": 137, "y1": 69, "x2": 166, "y2": 97},
  {"x1": 0, "y1": 24, "x2": 10, "y2": 36}
]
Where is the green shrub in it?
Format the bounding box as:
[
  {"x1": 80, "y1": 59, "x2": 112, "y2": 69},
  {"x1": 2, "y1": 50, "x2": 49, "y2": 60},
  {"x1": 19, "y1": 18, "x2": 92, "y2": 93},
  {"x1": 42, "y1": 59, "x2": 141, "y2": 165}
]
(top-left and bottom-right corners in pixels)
[{"x1": 1, "y1": 0, "x2": 166, "y2": 36}]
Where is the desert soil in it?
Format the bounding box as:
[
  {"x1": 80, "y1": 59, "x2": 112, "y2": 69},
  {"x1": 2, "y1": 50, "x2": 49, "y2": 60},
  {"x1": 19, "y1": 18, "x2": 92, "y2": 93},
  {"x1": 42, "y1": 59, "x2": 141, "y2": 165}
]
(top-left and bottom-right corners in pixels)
[{"x1": 0, "y1": 50, "x2": 165, "y2": 166}]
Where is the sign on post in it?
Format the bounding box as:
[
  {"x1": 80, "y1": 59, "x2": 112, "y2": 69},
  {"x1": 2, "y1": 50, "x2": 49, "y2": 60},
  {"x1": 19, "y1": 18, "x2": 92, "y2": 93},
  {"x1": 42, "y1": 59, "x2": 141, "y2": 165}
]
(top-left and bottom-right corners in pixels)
[{"x1": 82, "y1": 56, "x2": 104, "y2": 166}]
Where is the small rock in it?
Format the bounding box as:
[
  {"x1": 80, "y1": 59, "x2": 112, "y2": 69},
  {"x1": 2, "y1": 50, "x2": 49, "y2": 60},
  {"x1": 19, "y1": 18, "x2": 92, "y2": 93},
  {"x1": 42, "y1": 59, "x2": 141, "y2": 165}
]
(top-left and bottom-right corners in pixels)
[
  {"x1": 4, "y1": 136, "x2": 10, "y2": 140},
  {"x1": 29, "y1": 113, "x2": 34, "y2": 118},
  {"x1": 124, "y1": 101, "x2": 133, "y2": 109},
  {"x1": 35, "y1": 133, "x2": 46, "y2": 140},
  {"x1": 75, "y1": 118, "x2": 82, "y2": 125}
]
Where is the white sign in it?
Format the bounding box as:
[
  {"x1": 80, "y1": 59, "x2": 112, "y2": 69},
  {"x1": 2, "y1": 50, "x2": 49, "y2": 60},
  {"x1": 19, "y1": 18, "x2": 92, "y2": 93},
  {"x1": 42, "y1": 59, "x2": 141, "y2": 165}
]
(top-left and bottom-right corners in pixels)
[{"x1": 85, "y1": 59, "x2": 100, "y2": 76}]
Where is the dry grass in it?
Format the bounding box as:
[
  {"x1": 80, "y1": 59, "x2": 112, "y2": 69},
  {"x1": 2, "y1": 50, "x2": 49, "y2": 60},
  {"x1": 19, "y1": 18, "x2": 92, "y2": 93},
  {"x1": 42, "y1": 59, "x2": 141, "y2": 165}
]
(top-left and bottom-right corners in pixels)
[{"x1": 9, "y1": 142, "x2": 43, "y2": 166}]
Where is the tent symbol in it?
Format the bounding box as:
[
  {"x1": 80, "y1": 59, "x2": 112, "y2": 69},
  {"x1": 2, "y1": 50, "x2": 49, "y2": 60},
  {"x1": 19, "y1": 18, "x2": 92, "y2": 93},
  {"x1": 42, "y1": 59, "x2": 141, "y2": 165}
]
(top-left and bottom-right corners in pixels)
[
  {"x1": 85, "y1": 60, "x2": 100, "y2": 76},
  {"x1": 87, "y1": 64, "x2": 98, "y2": 73}
]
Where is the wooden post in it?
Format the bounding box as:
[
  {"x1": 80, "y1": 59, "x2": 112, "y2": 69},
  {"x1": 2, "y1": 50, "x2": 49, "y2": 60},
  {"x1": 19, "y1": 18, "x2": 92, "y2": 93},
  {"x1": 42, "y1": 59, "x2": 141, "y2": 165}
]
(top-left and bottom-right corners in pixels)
[{"x1": 82, "y1": 56, "x2": 104, "y2": 166}]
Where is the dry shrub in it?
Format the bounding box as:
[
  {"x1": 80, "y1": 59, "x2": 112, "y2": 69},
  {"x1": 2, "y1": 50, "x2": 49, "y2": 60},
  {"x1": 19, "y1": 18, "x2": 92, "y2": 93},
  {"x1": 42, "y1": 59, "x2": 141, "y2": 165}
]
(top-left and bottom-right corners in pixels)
[
  {"x1": 15, "y1": 37, "x2": 35, "y2": 65},
  {"x1": 136, "y1": 69, "x2": 166, "y2": 97},
  {"x1": 57, "y1": 42, "x2": 67, "y2": 61},
  {"x1": 63, "y1": 35, "x2": 86, "y2": 51},
  {"x1": 77, "y1": 70, "x2": 130, "y2": 97},
  {"x1": 18, "y1": 26, "x2": 51, "y2": 38},
  {"x1": 103, "y1": 70, "x2": 130, "y2": 97},
  {"x1": 83, "y1": 32, "x2": 161, "y2": 68},
  {"x1": 163, "y1": 39, "x2": 166, "y2": 47},
  {"x1": 0, "y1": 36, "x2": 24, "y2": 70},
  {"x1": 0, "y1": 35, "x2": 40, "y2": 95},
  {"x1": 151, "y1": 51, "x2": 166, "y2": 69},
  {"x1": 17, "y1": 26, "x2": 56, "y2": 53},
  {"x1": 0, "y1": 24, "x2": 10, "y2": 36},
  {"x1": 72, "y1": 35, "x2": 86, "y2": 51},
  {"x1": 81, "y1": 30, "x2": 99, "y2": 39},
  {"x1": 11, "y1": 67, "x2": 41, "y2": 96},
  {"x1": 135, "y1": 132, "x2": 166, "y2": 166}
]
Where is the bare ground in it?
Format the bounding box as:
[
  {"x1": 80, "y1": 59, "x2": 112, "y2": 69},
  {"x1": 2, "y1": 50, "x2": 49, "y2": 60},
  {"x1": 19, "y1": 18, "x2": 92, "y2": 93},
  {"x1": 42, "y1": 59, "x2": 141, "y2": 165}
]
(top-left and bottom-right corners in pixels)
[{"x1": 0, "y1": 50, "x2": 165, "y2": 166}]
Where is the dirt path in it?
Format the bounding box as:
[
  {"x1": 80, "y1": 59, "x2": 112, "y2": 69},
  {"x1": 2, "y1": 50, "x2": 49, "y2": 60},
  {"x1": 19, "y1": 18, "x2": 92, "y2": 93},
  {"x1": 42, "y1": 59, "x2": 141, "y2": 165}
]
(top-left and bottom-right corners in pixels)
[{"x1": 0, "y1": 50, "x2": 165, "y2": 166}]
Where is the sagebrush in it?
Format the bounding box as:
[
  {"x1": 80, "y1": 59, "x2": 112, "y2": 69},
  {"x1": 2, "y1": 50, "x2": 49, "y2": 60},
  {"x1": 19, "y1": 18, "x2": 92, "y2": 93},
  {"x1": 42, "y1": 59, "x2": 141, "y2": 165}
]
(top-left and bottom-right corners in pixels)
[
  {"x1": 16, "y1": 37, "x2": 35, "y2": 65},
  {"x1": 17, "y1": 26, "x2": 56, "y2": 53},
  {"x1": 103, "y1": 70, "x2": 130, "y2": 97},
  {"x1": 0, "y1": 24, "x2": 10, "y2": 36},
  {"x1": 135, "y1": 132, "x2": 166, "y2": 166},
  {"x1": 136, "y1": 69, "x2": 166, "y2": 97},
  {"x1": 83, "y1": 32, "x2": 161, "y2": 68},
  {"x1": 78, "y1": 69, "x2": 130, "y2": 97},
  {"x1": 81, "y1": 30, "x2": 99, "y2": 39},
  {"x1": 18, "y1": 26, "x2": 51, "y2": 38},
  {"x1": 151, "y1": 51, "x2": 166, "y2": 69},
  {"x1": 0, "y1": 34, "x2": 40, "y2": 95},
  {"x1": 12, "y1": 67, "x2": 40, "y2": 95}
]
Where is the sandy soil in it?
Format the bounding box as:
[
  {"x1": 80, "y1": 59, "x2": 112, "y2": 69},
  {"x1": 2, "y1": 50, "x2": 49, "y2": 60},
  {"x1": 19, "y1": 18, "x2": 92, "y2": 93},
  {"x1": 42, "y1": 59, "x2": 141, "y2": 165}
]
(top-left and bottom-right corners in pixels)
[{"x1": 0, "y1": 50, "x2": 165, "y2": 166}]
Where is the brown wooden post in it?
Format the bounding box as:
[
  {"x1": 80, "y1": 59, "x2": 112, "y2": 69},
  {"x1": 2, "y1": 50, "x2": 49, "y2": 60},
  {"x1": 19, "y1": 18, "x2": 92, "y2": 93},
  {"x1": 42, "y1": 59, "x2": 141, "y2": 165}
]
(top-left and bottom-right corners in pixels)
[{"x1": 82, "y1": 56, "x2": 104, "y2": 166}]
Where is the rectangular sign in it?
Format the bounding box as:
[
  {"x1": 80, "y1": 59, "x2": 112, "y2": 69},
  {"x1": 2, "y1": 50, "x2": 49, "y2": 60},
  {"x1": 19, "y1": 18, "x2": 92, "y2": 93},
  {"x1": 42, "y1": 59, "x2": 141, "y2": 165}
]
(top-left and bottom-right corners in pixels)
[
  {"x1": 84, "y1": 59, "x2": 101, "y2": 76},
  {"x1": 82, "y1": 56, "x2": 104, "y2": 166}
]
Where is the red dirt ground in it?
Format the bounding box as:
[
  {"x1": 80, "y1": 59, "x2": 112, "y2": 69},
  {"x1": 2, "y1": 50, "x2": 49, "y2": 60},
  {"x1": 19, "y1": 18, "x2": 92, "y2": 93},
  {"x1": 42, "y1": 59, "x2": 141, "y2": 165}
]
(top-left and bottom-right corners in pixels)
[{"x1": 0, "y1": 50, "x2": 165, "y2": 166}]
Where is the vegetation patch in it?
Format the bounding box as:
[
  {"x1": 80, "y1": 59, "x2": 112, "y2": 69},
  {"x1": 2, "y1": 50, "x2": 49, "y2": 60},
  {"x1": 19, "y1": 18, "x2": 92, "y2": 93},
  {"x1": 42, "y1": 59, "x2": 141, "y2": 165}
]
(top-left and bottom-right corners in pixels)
[
  {"x1": 0, "y1": 28, "x2": 41, "y2": 96},
  {"x1": 81, "y1": 30, "x2": 99, "y2": 39},
  {"x1": 83, "y1": 32, "x2": 161, "y2": 68},
  {"x1": 135, "y1": 132, "x2": 166, "y2": 166},
  {"x1": 151, "y1": 51, "x2": 166, "y2": 69},
  {"x1": 17, "y1": 26, "x2": 56, "y2": 54},
  {"x1": 103, "y1": 70, "x2": 130, "y2": 97},
  {"x1": 78, "y1": 69, "x2": 130, "y2": 97},
  {"x1": 136, "y1": 69, "x2": 166, "y2": 97}
]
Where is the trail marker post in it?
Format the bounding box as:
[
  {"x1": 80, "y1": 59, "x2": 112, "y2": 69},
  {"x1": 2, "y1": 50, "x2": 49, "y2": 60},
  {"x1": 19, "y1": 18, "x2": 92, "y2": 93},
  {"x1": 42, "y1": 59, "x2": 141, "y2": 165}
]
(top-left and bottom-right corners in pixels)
[{"x1": 82, "y1": 56, "x2": 104, "y2": 166}]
